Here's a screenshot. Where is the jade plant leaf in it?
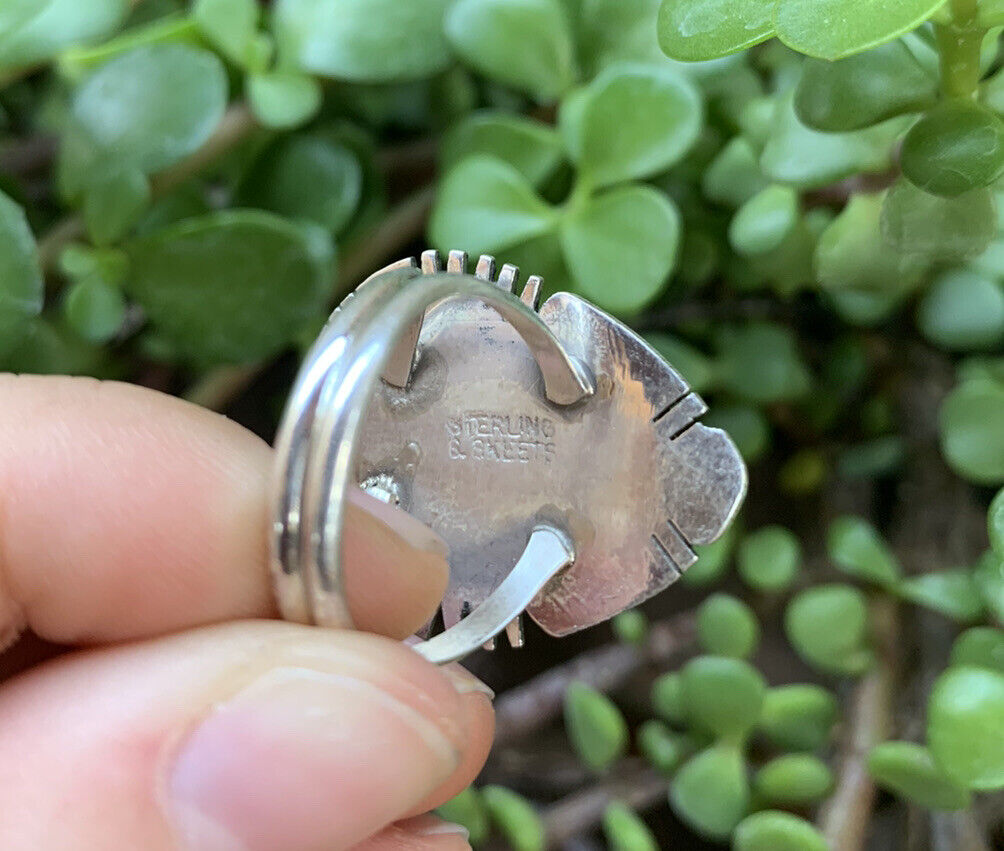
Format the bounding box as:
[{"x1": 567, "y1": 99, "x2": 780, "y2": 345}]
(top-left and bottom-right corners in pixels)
[
  {"x1": 733, "y1": 811, "x2": 829, "y2": 851},
  {"x1": 775, "y1": 0, "x2": 949, "y2": 61},
  {"x1": 445, "y1": 0, "x2": 575, "y2": 101},
  {"x1": 429, "y1": 156, "x2": 557, "y2": 257},
  {"x1": 869, "y1": 741, "x2": 971, "y2": 810},
  {"x1": 0, "y1": 190, "x2": 45, "y2": 359},
  {"x1": 71, "y1": 43, "x2": 228, "y2": 175},
  {"x1": 125, "y1": 211, "x2": 332, "y2": 365},
  {"x1": 927, "y1": 666, "x2": 1004, "y2": 790},
  {"x1": 657, "y1": 0, "x2": 775, "y2": 62},
  {"x1": 441, "y1": 111, "x2": 564, "y2": 188},
  {"x1": 785, "y1": 584, "x2": 874, "y2": 675},
  {"x1": 567, "y1": 62, "x2": 702, "y2": 189},
  {"x1": 696, "y1": 594, "x2": 760, "y2": 659},
  {"x1": 795, "y1": 40, "x2": 938, "y2": 131},
  {"x1": 738, "y1": 526, "x2": 802, "y2": 591},
  {"x1": 670, "y1": 744, "x2": 750, "y2": 840},
  {"x1": 564, "y1": 682, "x2": 629, "y2": 772},
  {"x1": 560, "y1": 183, "x2": 680, "y2": 315},
  {"x1": 273, "y1": 0, "x2": 452, "y2": 82},
  {"x1": 939, "y1": 378, "x2": 1004, "y2": 485}
]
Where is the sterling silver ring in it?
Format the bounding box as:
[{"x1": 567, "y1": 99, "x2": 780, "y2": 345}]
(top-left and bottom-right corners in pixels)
[{"x1": 270, "y1": 250, "x2": 747, "y2": 664}]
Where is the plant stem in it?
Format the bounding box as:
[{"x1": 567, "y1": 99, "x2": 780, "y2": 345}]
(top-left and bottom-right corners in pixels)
[
  {"x1": 492, "y1": 612, "x2": 696, "y2": 746},
  {"x1": 36, "y1": 103, "x2": 259, "y2": 275},
  {"x1": 818, "y1": 596, "x2": 899, "y2": 851},
  {"x1": 936, "y1": 0, "x2": 985, "y2": 98}
]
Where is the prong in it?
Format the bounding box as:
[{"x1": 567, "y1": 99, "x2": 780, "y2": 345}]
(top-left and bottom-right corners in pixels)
[
  {"x1": 440, "y1": 596, "x2": 465, "y2": 630},
  {"x1": 482, "y1": 637, "x2": 497, "y2": 651},
  {"x1": 446, "y1": 250, "x2": 468, "y2": 273},
  {"x1": 475, "y1": 254, "x2": 496, "y2": 281},
  {"x1": 496, "y1": 263, "x2": 519, "y2": 293},
  {"x1": 505, "y1": 615, "x2": 525, "y2": 648},
  {"x1": 520, "y1": 274, "x2": 543, "y2": 310},
  {"x1": 421, "y1": 249, "x2": 442, "y2": 274}
]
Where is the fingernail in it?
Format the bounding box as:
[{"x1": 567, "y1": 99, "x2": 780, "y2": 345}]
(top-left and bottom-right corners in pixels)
[
  {"x1": 442, "y1": 664, "x2": 495, "y2": 700},
  {"x1": 167, "y1": 667, "x2": 463, "y2": 851},
  {"x1": 350, "y1": 488, "x2": 449, "y2": 559},
  {"x1": 407, "y1": 814, "x2": 471, "y2": 838}
]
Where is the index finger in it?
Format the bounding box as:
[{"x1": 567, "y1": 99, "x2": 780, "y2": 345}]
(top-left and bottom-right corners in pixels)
[{"x1": 0, "y1": 375, "x2": 449, "y2": 647}]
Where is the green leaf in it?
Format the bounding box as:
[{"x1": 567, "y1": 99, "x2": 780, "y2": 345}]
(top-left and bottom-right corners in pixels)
[
  {"x1": 761, "y1": 93, "x2": 904, "y2": 190},
  {"x1": 657, "y1": 0, "x2": 774, "y2": 62},
  {"x1": 602, "y1": 803, "x2": 658, "y2": 851},
  {"x1": 775, "y1": 0, "x2": 949, "y2": 61},
  {"x1": 0, "y1": 318, "x2": 105, "y2": 377},
  {"x1": 565, "y1": 62, "x2": 701, "y2": 189},
  {"x1": 939, "y1": 379, "x2": 1004, "y2": 485},
  {"x1": 683, "y1": 522, "x2": 738, "y2": 586},
  {"x1": 729, "y1": 185, "x2": 798, "y2": 256},
  {"x1": 247, "y1": 71, "x2": 322, "y2": 129},
  {"x1": 973, "y1": 549, "x2": 1004, "y2": 623},
  {"x1": 714, "y1": 321, "x2": 812, "y2": 404},
  {"x1": 702, "y1": 137, "x2": 769, "y2": 208},
  {"x1": 560, "y1": 184, "x2": 680, "y2": 315},
  {"x1": 71, "y1": 43, "x2": 228, "y2": 175},
  {"x1": 680, "y1": 656, "x2": 767, "y2": 741},
  {"x1": 838, "y1": 436, "x2": 906, "y2": 479},
  {"x1": 436, "y1": 787, "x2": 490, "y2": 846},
  {"x1": 758, "y1": 685, "x2": 838, "y2": 751},
  {"x1": 612, "y1": 609, "x2": 649, "y2": 646},
  {"x1": 125, "y1": 211, "x2": 332, "y2": 365},
  {"x1": 82, "y1": 167, "x2": 151, "y2": 247},
  {"x1": 651, "y1": 672, "x2": 687, "y2": 726},
  {"x1": 194, "y1": 0, "x2": 259, "y2": 66},
  {"x1": 58, "y1": 13, "x2": 204, "y2": 82},
  {"x1": 429, "y1": 156, "x2": 557, "y2": 257},
  {"x1": 896, "y1": 570, "x2": 985, "y2": 622},
  {"x1": 579, "y1": 0, "x2": 685, "y2": 73},
  {"x1": 637, "y1": 720, "x2": 691, "y2": 775},
  {"x1": 62, "y1": 277, "x2": 125, "y2": 344},
  {"x1": 917, "y1": 269, "x2": 1004, "y2": 352},
  {"x1": 644, "y1": 333, "x2": 716, "y2": 394},
  {"x1": 0, "y1": 190, "x2": 44, "y2": 359},
  {"x1": 785, "y1": 584, "x2": 874, "y2": 675},
  {"x1": 704, "y1": 405, "x2": 771, "y2": 464},
  {"x1": 753, "y1": 754, "x2": 833, "y2": 805},
  {"x1": 902, "y1": 101, "x2": 1004, "y2": 197},
  {"x1": 816, "y1": 192, "x2": 926, "y2": 293},
  {"x1": 827, "y1": 515, "x2": 901, "y2": 586},
  {"x1": 697, "y1": 593, "x2": 760, "y2": 659},
  {"x1": 273, "y1": 0, "x2": 452, "y2": 82},
  {"x1": 441, "y1": 112, "x2": 564, "y2": 188},
  {"x1": 950, "y1": 627, "x2": 1004, "y2": 674},
  {"x1": 481, "y1": 786, "x2": 546, "y2": 851},
  {"x1": 992, "y1": 487, "x2": 1004, "y2": 556},
  {"x1": 927, "y1": 666, "x2": 1004, "y2": 790},
  {"x1": 564, "y1": 682, "x2": 629, "y2": 772},
  {"x1": 738, "y1": 526, "x2": 801, "y2": 592},
  {"x1": 795, "y1": 40, "x2": 938, "y2": 131},
  {"x1": 733, "y1": 811, "x2": 828, "y2": 851},
  {"x1": 445, "y1": 0, "x2": 575, "y2": 101},
  {"x1": 882, "y1": 180, "x2": 996, "y2": 262},
  {"x1": 240, "y1": 134, "x2": 363, "y2": 235},
  {"x1": 670, "y1": 744, "x2": 749, "y2": 840},
  {"x1": 0, "y1": 0, "x2": 128, "y2": 70},
  {"x1": 868, "y1": 741, "x2": 971, "y2": 810}
]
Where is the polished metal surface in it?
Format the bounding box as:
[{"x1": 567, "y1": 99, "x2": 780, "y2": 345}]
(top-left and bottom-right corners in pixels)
[{"x1": 270, "y1": 251, "x2": 747, "y2": 662}]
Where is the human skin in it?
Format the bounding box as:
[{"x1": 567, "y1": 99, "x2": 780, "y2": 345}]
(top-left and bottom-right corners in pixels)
[{"x1": 0, "y1": 375, "x2": 494, "y2": 850}]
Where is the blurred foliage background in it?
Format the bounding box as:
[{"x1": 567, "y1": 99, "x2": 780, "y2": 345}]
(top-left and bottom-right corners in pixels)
[{"x1": 1, "y1": 0, "x2": 1003, "y2": 849}]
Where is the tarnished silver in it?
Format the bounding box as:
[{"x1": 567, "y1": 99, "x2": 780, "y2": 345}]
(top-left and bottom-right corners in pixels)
[{"x1": 270, "y1": 251, "x2": 747, "y2": 664}]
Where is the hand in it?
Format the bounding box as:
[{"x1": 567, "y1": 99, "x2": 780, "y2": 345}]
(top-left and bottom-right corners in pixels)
[{"x1": 0, "y1": 375, "x2": 493, "y2": 850}]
